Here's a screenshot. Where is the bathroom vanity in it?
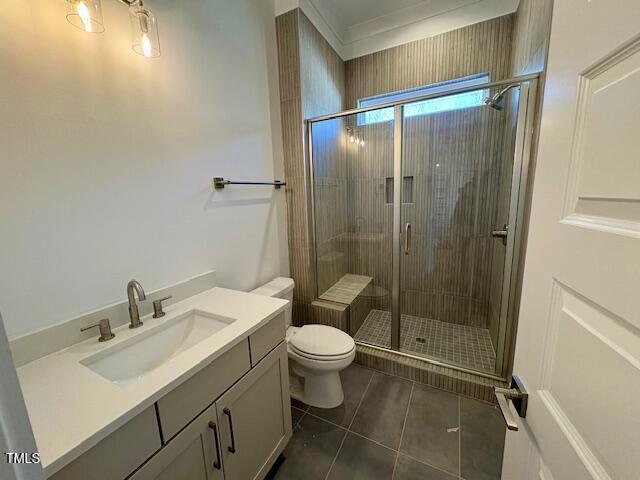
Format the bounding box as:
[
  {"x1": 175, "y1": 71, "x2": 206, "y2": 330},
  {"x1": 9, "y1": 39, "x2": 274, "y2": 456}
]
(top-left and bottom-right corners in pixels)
[{"x1": 16, "y1": 288, "x2": 291, "y2": 480}]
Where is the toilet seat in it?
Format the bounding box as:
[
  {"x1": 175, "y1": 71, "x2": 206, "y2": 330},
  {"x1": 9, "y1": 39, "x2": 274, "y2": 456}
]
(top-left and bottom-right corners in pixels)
[
  {"x1": 288, "y1": 324, "x2": 355, "y2": 360},
  {"x1": 289, "y1": 343, "x2": 355, "y2": 362}
]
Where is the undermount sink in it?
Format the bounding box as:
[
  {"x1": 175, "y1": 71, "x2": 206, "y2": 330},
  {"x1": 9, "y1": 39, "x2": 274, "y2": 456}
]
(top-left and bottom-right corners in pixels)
[{"x1": 81, "y1": 309, "x2": 235, "y2": 385}]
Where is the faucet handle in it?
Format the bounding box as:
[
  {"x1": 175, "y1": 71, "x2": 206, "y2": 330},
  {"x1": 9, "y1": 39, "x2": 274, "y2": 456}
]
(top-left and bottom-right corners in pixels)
[
  {"x1": 152, "y1": 296, "x2": 173, "y2": 318},
  {"x1": 81, "y1": 318, "x2": 115, "y2": 342}
]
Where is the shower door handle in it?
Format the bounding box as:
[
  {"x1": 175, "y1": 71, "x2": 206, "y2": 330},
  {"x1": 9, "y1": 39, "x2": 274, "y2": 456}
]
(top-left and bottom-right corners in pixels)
[
  {"x1": 491, "y1": 224, "x2": 508, "y2": 238},
  {"x1": 491, "y1": 224, "x2": 508, "y2": 245},
  {"x1": 404, "y1": 223, "x2": 412, "y2": 255}
]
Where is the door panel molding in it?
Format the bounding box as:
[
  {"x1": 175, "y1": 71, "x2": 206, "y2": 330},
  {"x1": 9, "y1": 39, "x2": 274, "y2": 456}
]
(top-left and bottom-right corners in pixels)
[
  {"x1": 535, "y1": 280, "x2": 639, "y2": 480},
  {"x1": 563, "y1": 34, "x2": 640, "y2": 238},
  {"x1": 535, "y1": 391, "x2": 610, "y2": 480}
]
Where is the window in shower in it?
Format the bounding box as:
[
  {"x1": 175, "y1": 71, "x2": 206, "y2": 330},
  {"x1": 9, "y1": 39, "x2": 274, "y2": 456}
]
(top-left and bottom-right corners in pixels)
[{"x1": 357, "y1": 73, "x2": 490, "y2": 125}]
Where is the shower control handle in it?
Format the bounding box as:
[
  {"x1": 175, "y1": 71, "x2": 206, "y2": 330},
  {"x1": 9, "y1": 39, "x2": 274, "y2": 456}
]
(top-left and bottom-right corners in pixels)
[{"x1": 404, "y1": 223, "x2": 412, "y2": 255}]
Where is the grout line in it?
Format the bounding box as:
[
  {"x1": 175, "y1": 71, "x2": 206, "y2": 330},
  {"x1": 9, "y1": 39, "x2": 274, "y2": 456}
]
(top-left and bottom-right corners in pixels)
[
  {"x1": 291, "y1": 406, "x2": 307, "y2": 428},
  {"x1": 392, "y1": 381, "x2": 415, "y2": 479},
  {"x1": 400, "y1": 452, "x2": 461, "y2": 479},
  {"x1": 323, "y1": 428, "x2": 348, "y2": 480},
  {"x1": 304, "y1": 411, "x2": 347, "y2": 432},
  {"x1": 323, "y1": 372, "x2": 374, "y2": 480},
  {"x1": 347, "y1": 429, "x2": 398, "y2": 453},
  {"x1": 347, "y1": 371, "x2": 375, "y2": 430}
]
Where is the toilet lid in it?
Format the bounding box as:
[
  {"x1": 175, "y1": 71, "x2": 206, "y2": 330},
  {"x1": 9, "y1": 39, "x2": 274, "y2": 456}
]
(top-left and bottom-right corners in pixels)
[{"x1": 289, "y1": 325, "x2": 355, "y2": 357}]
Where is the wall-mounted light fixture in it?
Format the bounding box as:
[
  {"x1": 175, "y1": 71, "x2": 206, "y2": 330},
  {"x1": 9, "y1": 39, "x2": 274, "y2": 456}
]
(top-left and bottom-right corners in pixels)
[
  {"x1": 129, "y1": 3, "x2": 160, "y2": 58},
  {"x1": 65, "y1": 0, "x2": 161, "y2": 58},
  {"x1": 66, "y1": 0, "x2": 105, "y2": 33}
]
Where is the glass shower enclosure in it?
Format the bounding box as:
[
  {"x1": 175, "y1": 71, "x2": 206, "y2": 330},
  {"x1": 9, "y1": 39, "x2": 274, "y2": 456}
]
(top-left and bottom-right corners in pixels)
[{"x1": 307, "y1": 75, "x2": 538, "y2": 380}]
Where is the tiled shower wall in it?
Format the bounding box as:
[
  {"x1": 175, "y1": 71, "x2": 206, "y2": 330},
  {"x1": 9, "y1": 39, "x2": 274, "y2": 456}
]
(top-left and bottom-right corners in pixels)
[
  {"x1": 344, "y1": 120, "x2": 395, "y2": 332},
  {"x1": 487, "y1": 0, "x2": 554, "y2": 349},
  {"x1": 275, "y1": 9, "x2": 347, "y2": 328},
  {"x1": 313, "y1": 118, "x2": 348, "y2": 297},
  {"x1": 339, "y1": 106, "x2": 510, "y2": 331},
  {"x1": 344, "y1": 16, "x2": 514, "y2": 109},
  {"x1": 342, "y1": 16, "x2": 515, "y2": 331},
  {"x1": 276, "y1": 7, "x2": 551, "y2": 339}
]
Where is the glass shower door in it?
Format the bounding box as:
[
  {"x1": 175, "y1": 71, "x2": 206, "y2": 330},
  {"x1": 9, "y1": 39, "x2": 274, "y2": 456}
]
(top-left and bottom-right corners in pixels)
[
  {"x1": 310, "y1": 107, "x2": 395, "y2": 350},
  {"x1": 398, "y1": 84, "x2": 523, "y2": 375}
]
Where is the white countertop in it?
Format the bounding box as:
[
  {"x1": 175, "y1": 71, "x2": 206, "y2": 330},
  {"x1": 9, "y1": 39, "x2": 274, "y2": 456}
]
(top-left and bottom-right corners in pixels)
[{"x1": 17, "y1": 287, "x2": 288, "y2": 477}]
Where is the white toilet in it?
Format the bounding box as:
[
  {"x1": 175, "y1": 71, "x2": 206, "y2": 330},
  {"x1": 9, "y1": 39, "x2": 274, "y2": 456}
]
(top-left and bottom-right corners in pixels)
[{"x1": 251, "y1": 277, "x2": 355, "y2": 409}]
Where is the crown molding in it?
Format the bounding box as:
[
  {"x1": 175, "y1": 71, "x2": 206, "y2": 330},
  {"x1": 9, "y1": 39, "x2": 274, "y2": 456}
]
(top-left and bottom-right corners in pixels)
[{"x1": 276, "y1": 0, "x2": 519, "y2": 61}]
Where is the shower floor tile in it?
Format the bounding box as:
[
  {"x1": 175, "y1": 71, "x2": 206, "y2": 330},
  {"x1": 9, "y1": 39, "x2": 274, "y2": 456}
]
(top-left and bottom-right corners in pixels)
[{"x1": 354, "y1": 310, "x2": 496, "y2": 374}]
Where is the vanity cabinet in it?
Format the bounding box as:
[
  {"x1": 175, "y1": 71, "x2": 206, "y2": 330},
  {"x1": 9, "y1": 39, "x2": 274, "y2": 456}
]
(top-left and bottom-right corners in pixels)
[
  {"x1": 130, "y1": 342, "x2": 290, "y2": 480},
  {"x1": 49, "y1": 314, "x2": 290, "y2": 480}
]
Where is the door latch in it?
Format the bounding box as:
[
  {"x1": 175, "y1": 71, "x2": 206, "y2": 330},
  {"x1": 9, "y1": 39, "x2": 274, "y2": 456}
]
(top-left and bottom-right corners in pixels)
[{"x1": 494, "y1": 375, "x2": 528, "y2": 431}]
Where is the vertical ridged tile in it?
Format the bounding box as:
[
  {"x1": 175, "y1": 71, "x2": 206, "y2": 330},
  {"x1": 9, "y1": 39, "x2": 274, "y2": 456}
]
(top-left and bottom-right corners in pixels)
[
  {"x1": 344, "y1": 16, "x2": 514, "y2": 108},
  {"x1": 276, "y1": 9, "x2": 345, "y2": 319}
]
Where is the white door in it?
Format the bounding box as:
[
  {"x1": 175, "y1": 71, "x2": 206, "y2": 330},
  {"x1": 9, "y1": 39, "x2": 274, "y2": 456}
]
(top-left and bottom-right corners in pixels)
[
  {"x1": 0, "y1": 314, "x2": 44, "y2": 480},
  {"x1": 501, "y1": 1, "x2": 640, "y2": 479}
]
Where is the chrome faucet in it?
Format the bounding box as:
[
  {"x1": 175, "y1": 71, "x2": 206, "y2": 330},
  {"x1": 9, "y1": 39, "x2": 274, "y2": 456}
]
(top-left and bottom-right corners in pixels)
[{"x1": 127, "y1": 279, "x2": 146, "y2": 329}]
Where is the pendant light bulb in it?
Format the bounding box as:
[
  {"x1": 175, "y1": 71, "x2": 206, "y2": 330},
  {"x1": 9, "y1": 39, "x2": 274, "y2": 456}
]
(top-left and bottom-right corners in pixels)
[
  {"x1": 141, "y1": 33, "x2": 153, "y2": 58},
  {"x1": 66, "y1": 0, "x2": 104, "y2": 33},
  {"x1": 77, "y1": 2, "x2": 92, "y2": 32},
  {"x1": 130, "y1": 4, "x2": 161, "y2": 58},
  {"x1": 360, "y1": 140, "x2": 365, "y2": 147}
]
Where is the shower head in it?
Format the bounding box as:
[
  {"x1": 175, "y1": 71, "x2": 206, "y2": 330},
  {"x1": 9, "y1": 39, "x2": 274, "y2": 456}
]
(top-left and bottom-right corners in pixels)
[
  {"x1": 484, "y1": 94, "x2": 505, "y2": 111},
  {"x1": 485, "y1": 84, "x2": 520, "y2": 111}
]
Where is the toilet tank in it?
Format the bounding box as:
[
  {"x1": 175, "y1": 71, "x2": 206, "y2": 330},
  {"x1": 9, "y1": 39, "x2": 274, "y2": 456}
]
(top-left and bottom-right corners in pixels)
[{"x1": 251, "y1": 277, "x2": 294, "y2": 327}]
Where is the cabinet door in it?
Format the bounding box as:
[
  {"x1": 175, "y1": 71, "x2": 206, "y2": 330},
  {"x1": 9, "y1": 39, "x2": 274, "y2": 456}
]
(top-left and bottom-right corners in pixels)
[
  {"x1": 51, "y1": 407, "x2": 161, "y2": 480},
  {"x1": 216, "y1": 342, "x2": 292, "y2": 480},
  {"x1": 129, "y1": 402, "x2": 224, "y2": 480}
]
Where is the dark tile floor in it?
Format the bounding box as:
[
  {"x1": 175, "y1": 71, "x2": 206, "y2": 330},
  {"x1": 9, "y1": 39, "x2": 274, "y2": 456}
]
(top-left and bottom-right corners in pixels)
[{"x1": 269, "y1": 364, "x2": 505, "y2": 480}]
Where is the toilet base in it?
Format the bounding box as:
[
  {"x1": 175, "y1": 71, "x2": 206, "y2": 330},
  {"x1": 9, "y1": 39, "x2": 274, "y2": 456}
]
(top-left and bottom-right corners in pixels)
[
  {"x1": 301, "y1": 370, "x2": 344, "y2": 408},
  {"x1": 288, "y1": 349, "x2": 355, "y2": 409}
]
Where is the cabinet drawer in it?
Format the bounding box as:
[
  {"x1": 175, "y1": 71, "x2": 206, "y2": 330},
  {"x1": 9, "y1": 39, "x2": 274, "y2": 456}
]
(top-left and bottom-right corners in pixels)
[
  {"x1": 49, "y1": 407, "x2": 161, "y2": 480},
  {"x1": 156, "y1": 340, "x2": 250, "y2": 441},
  {"x1": 248, "y1": 313, "x2": 285, "y2": 366}
]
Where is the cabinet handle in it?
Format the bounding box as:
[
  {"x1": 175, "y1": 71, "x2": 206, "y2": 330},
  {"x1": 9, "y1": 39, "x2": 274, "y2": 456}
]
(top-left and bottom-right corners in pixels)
[
  {"x1": 208, "y1": 421, "x2": 222, "y2": 470},
  {"x1": 223, "y1": 408, "x2": 237, "y2": 453}
]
